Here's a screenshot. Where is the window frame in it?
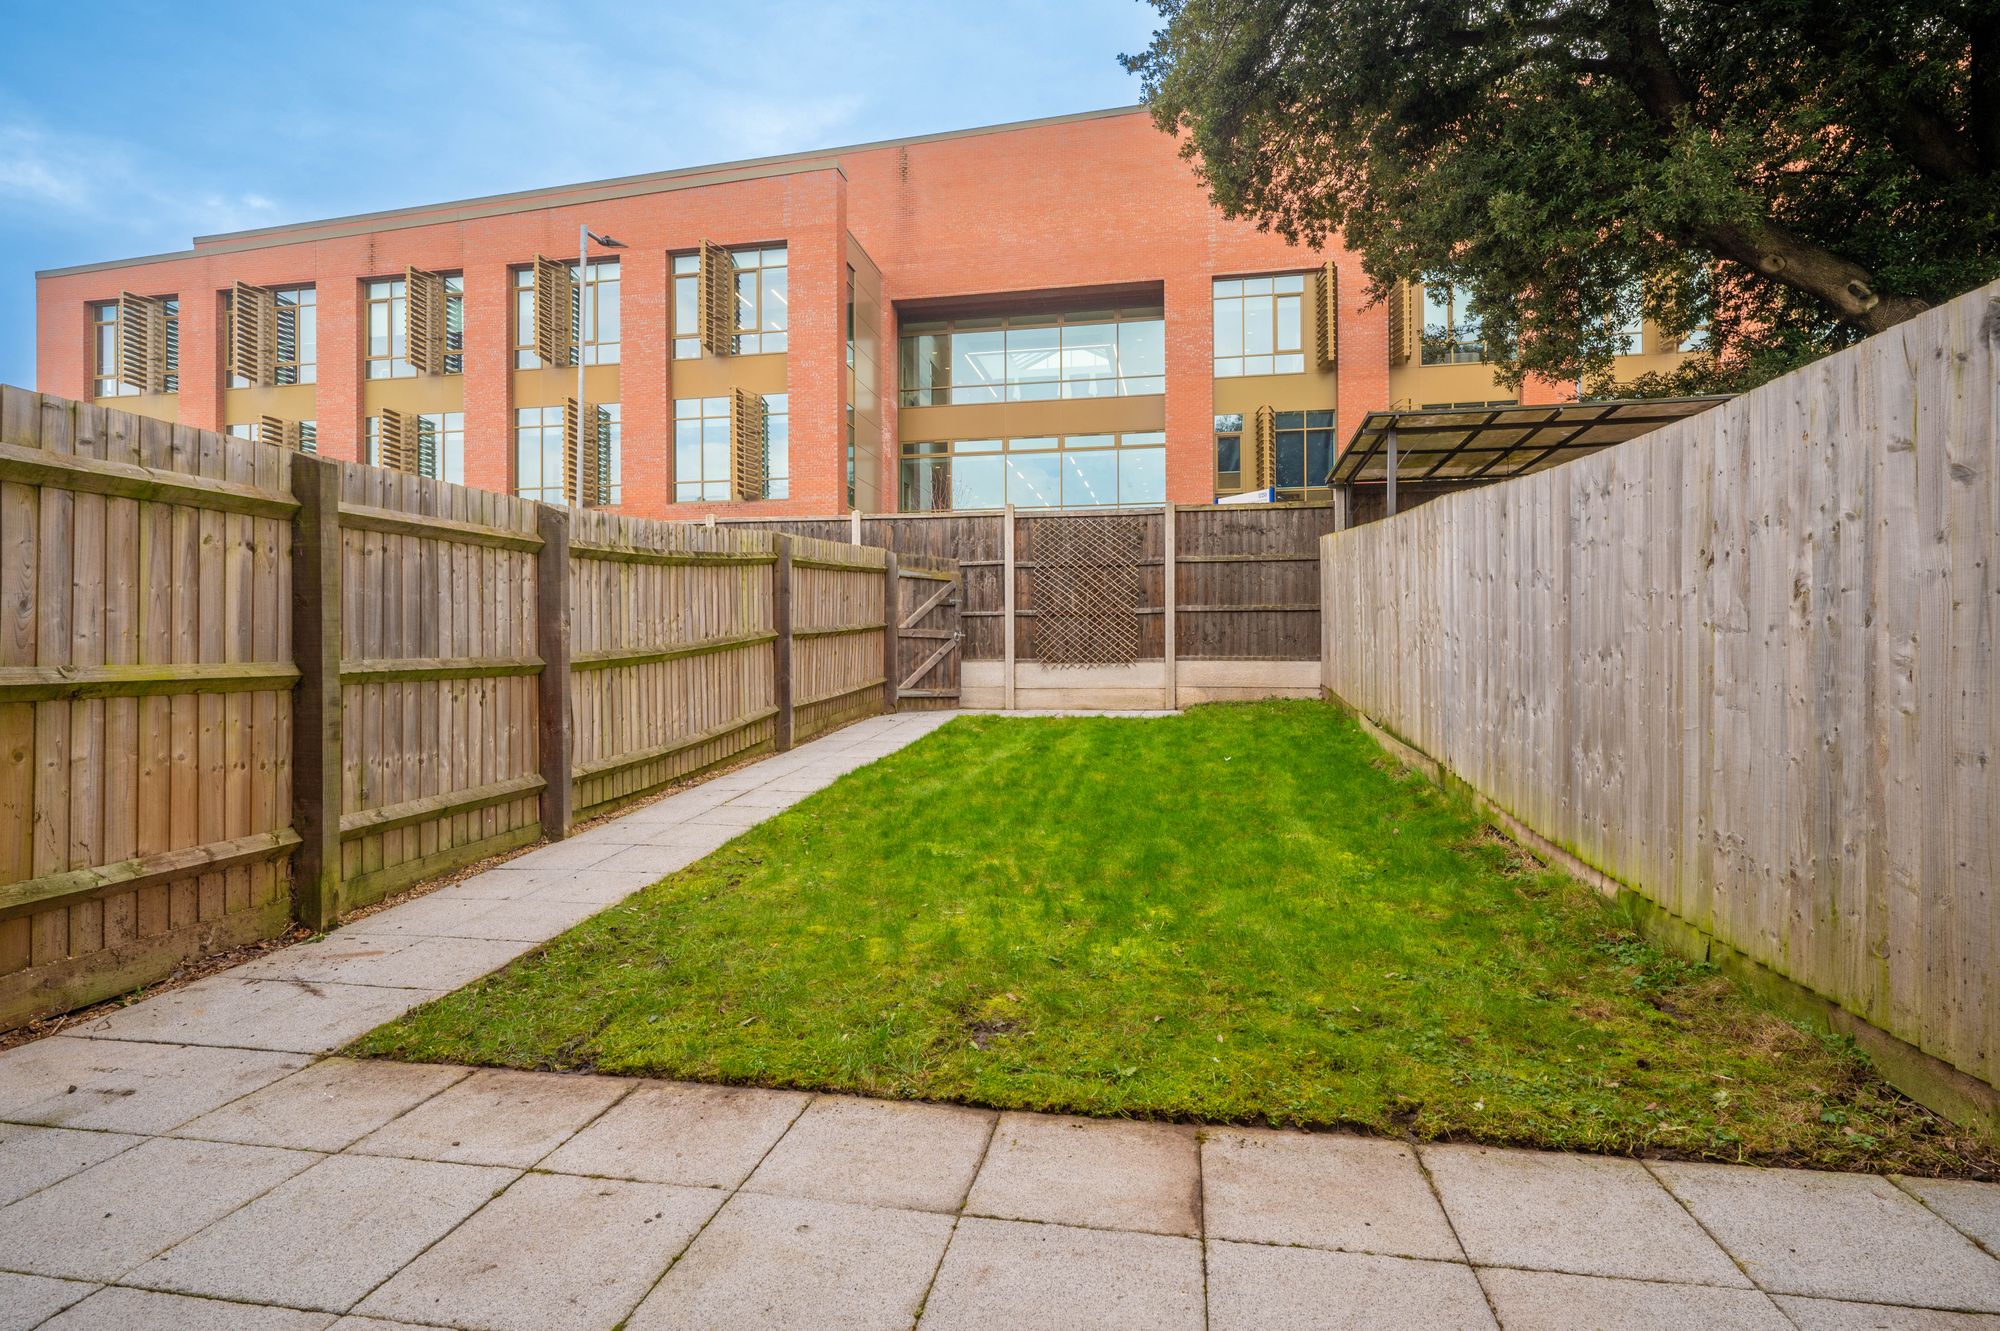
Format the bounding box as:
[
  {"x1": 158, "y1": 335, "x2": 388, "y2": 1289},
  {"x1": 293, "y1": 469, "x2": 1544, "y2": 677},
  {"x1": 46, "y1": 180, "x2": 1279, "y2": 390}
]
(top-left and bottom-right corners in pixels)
[
  {"x1": 513, "y1": 259, "x2": 620, "y2": 369},
  {"x1": 897, "y1": 431, "x2": 1167, "y2": 512},
  {"x1": 897, "y1": 307, "x2": 1166, "y2": 407},
  {"x1": 1213, "y1": 274, "x2": 1307, "y2": 378}
]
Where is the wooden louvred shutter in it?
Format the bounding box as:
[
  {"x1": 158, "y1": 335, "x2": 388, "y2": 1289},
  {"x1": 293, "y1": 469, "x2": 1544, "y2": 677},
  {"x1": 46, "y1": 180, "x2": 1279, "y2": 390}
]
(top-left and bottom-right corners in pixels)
[
  {"x1": 378, "y1": 408, "x2": 422, "y2": 475},
  {"x1": 405, "y1": 267, "x2": 447, "y2": 375},
  {"x1": 729, "y1": 388, "x2": 766, "y2": 501},
  {"x1": 116, "y1": 292, "x2": 167, "y2": 393},
  {"x1": 1313, "y1": 262, "x2": 1338, "y2": 370},
  {"x1": 697, "y1": 240, "x2": 736, "y2": 357},
  {"x1": 1386, "y1": 280, "x2": 1411, "y2": 366},
  {"x1": 230, "y1": 281, "x2": 277, "y2": 386},
  {"x1": 1250, "y1": 405, "x2": 1277, "y2": 490},
  {"x1": 532, "y1": 255, "x2": 575, "y2": 368},
  {"x1": 258, "y1": 414, "x2": 302, "y2": 452}
]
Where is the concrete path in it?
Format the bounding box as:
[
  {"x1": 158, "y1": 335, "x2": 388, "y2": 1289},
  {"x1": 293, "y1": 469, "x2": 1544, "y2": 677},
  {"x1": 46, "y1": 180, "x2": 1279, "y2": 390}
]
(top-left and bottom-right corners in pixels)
[{"x1": 0, "y1": 714, "x2": 1996, "y2": 1330}]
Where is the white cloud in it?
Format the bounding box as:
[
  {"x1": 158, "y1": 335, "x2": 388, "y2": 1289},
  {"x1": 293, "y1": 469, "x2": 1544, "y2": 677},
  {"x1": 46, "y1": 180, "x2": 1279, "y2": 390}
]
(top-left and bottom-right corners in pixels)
[{"x1": 0, "y1": 119, "x2": 284, "y2": 243}]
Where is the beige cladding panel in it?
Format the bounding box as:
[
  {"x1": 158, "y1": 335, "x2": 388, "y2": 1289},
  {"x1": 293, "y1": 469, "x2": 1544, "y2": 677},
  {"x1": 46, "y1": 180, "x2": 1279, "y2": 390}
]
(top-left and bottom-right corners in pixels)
[
  {"x1": 897, "y1": 394, "x2": 1166, "y2": 443},
  {"x1": 670, "y1": 353, "x2": 788, "y2": 400}
]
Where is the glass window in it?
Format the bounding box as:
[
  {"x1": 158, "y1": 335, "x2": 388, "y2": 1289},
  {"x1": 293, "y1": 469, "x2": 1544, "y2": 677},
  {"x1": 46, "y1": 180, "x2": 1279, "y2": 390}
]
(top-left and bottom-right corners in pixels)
[
  {"x1": 226, "y1": 286, "x2": 314, "y2": 387},
  {"x1": 513, "y1": 260, "x2": 619, "y2": 369},
  {"x1": 365, "y1": 411, "x2": 465, "y2": 484},
  {"x1": 1214, "y1": 275, "x2": 1306, "y2": 377},
  {"x1": 89, "y1": 297, "x2": 179, "y2": 397},
  {"x1": 765, "y1": 393, "x2": 789, "y2": 501},
  {"x1": 1214, "y1": 413, "x2": 1244, "y2": 494},
  {"x1": 898, "y1": 432, "x2": 1167, "y2": 512},
  {"x1": 1418, "y1": 280, "x2": 1484, "y2": 364},
  {"x1": 1273, "y1": 409, "x2": 1338, "y2": 501},
  {"x1": 1612, "y1": 284, "x2": 1645, "y2": 355},
  {"x1": 673, "y1": 396, "x2": 733, "y2": 502},
  {"x1": 896, "y1": 308, "x2": 1165, "y2": 407},
  {"x1": 674, "y1": 245, "x2": 788, "y2": 357},
  {"x1": 514, "y1": 405, "x2": 565, "y2": 502},
  {"x1": 364, "y1": 277, "x2": 411, "y2": 379}
]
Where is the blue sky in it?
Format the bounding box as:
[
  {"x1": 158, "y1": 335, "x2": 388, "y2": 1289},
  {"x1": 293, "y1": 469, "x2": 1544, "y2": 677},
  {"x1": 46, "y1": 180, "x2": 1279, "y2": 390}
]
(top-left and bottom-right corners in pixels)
[{"x1": 0, "y1": 0, "x2": 1162, "y2": 388}]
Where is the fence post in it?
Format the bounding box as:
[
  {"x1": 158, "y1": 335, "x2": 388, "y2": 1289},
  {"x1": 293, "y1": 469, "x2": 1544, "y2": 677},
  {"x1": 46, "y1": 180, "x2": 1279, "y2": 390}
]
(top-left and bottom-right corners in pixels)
[
  {"x1": 289, "y1": 452, "x2": 343, "y2": 931},
  {"x1": 772, "y1": 535, "x2": 794, "y2": 750},
  {"x1": 1002, "y1": 504, "x2": 1017, "y2": 711},
  {"x1": 1162, "y1": 502, "x2": 1178, "y2": 710},
  {"x1": 882, "y1": 551, "x2": 900, "y2": 714},
  {"x1": 535, "y1": 504, "x2": 573, "y2": 840}
]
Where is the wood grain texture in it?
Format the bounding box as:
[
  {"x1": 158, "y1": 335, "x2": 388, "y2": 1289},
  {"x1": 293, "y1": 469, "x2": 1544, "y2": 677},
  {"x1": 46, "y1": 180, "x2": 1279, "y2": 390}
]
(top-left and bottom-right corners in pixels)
[{"x1": 1319, "y1": 280, "x2": 2000, "y2": 1091}]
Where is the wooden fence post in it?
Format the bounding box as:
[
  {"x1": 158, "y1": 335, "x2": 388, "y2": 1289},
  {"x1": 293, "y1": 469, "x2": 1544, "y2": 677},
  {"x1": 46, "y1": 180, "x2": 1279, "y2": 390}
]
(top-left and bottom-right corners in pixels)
[
  {"x1": 883, "y1": 551, "x2": 900, "y2": 714},
  {"x1": 289, "y1": 453, "x2": 343, "y2": 930},
  {"x1": 1002, "y1": 504, "x2": 1017, "y2": 711},
  {"x1": 772, "y1": 535, "x2": 794, "y2": 750},
  {"x1": 1162, "y1": 502, "x2": 1178, "y2": 710},
  {"x1": 535, "y1": 504, "x2": 573, "y2": 840}
]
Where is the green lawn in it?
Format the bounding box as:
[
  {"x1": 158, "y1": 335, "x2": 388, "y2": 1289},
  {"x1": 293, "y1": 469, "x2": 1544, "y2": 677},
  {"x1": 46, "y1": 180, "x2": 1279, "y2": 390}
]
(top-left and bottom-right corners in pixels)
[{"x1": 352, "y1": 702, "x2": 1986, "y2": 1172}]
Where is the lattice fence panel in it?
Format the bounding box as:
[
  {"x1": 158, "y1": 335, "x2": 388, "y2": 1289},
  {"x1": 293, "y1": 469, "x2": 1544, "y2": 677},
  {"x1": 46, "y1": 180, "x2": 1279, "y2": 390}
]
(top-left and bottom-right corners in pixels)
[{"x1": 1033, "y1": 514, "x2": 1145, "y2": 665}]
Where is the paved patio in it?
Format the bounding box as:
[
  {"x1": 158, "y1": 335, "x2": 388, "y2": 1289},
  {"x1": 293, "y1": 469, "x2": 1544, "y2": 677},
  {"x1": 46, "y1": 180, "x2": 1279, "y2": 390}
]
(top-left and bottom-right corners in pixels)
[{"x1": 0, "y1": 711, "x2": 1996, "y2": 1330}]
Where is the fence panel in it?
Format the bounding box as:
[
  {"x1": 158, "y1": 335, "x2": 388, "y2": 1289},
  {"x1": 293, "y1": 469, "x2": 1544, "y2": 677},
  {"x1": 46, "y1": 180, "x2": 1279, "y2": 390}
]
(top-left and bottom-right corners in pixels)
[
  {"x1": 333, "y1": 464, "x2": 544, "y2": 910},
  {"x1": 568, "y1": 512, "x2": 779, "y2": 820},
  {"x1": 788, "y1": 534, "x2": 890, "y2": 742},
  {"x1": 0, "y1": 391, "x2": 297, "y2": 1028},
  {"x1": 1320, "y1": 280, "x2": 2000, "y2": 1096}
]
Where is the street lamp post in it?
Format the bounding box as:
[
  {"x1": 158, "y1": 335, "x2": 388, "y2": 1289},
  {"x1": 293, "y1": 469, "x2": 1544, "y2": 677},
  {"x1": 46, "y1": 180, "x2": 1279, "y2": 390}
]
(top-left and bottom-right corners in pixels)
[{"x1": 574, "y1": 224, "x2": 624, "y2": 505}]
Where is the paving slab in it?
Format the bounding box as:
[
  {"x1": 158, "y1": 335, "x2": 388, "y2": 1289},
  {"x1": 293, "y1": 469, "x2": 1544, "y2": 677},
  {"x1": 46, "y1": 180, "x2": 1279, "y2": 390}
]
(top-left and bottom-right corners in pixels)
[
  {"x1": 458, "y1": 867, "x2": 660, "y2": 902},
  {"x1": 681, "y1": 802, "x2": 774, "y2": 829},
  {"x1": 172, "y1": 1058, "x2": 470, "y2": 1152},
  {"x1": 499, "y1": 837, "x2": 631, "y2": 871},
  {"x1": 344, "y1": 896, "x2": 604, "y2": 943},
  {"x1": 125, "y1": 1153, "x2": 517, "y2": 1313},
  {"x1": 580, "y1": 818, "x2": 736, "y2": 848},
  {"x1": 1205, "y1": 1239, "x2": 1494, "y2": 1330},
  {"x1": 1476, "y1": 1267, "x2": 1792, "y2": 1330},
  {"x1": 236, "y1": 935, "x2": 529, "y2": 991},
  {"x1": 326, "y1": 1320, "x2": 455, "y2": 1330},
  {"x1": 0, "y1": 1036, "x2": 309, "y2": 1134},
  {"x1": 743, "y1": 1095, "x2": 993, "y2": 1213},
  {"x1": 918, "y1": 1216, "x2": 1203, "y2": 1331},
  {"x1": 349, "y1": 1066, "x2": 629, "y2": 1166},
  {"x1": 0, "y1": 1272, "x2": 96, "y2": 1331},
  {"x1": 1900, "y1": 1177, "x2": 2000, "y2": 1254},
  {"x1": 0, "y1": 1123, "x2": 143, "y2": 1206},
  {"x1": 36, "y1": 1287, "x2": 336, "y2": 1330},
  {"x1": 1653, "y1": 1161, "x2": 2000, "y2": 1311},
  {"x1": 1422, "y1": 1143, "x2": 1748, "y2": 1288},
  {"x1": 357, "y1": 1171, "x2": 721, "y2": 1331},
  {"x1": 589, "y1": 843, "x2": 711, "y2": 878},
  {"x1": 1202, "y1": 1126, "x2": 1461, "y2": 1261},
  {"x1": 66, "y1": 976, "x2": 438, "y2": 1054},
  {"x1": 539, "y1": 1079, "x2": 810, "y2": 1188},
  {"x1": 627, "y1": 1191, "x2": 953, "y2": 1331},
  {"x1": 723, "y1": 787, "x2": 811, "y2": 810},
  {"x1": 0, "y1": 1136, "x2": 318, "y2": 1281},
  {"x1": 1775, "y1": 1295, "x2": 2000, "y2": 1328},
  {"x1": 966, "y1": 1112, "x2": 1198, "y2": 1236}
]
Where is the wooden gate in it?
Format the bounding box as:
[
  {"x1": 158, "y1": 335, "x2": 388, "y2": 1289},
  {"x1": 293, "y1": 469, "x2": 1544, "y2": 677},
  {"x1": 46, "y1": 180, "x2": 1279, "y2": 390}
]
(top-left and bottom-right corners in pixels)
[{"x1": 893, "y1": 555, "x2": 961, "y2": 709}]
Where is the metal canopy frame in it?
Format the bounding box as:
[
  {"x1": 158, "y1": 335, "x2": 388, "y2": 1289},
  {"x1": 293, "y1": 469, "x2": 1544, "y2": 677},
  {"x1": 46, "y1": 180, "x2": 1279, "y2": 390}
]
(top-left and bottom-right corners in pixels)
[{"x1": 1329, "y1": 395, "x2": 1734, "y2": 518}]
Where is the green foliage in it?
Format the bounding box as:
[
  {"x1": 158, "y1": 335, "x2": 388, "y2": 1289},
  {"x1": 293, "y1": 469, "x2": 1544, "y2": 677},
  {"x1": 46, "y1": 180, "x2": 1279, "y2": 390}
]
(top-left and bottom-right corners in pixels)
[
  {"x1": 352, "y1": 703, "x2": 1986, "y2": 1173},
  {"x1": 1124, "y1": 0, "x2": 2000, "y2": 393}
]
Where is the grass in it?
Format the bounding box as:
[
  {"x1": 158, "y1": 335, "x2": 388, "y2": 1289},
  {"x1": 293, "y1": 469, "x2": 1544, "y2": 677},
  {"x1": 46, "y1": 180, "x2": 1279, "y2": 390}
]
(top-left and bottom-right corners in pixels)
[{"x1": 351, "y1": 701, "x2": 1990, "y2": 1174}]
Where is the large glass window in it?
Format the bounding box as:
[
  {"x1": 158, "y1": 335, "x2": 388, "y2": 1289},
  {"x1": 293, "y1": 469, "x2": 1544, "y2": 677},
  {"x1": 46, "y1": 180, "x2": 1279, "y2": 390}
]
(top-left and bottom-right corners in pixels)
[
  {"x1": 514, "y1": 405, "x2": 565, "y2": 502},
  {"x1": 1418, "y1": 280, "x2": 1484, "y2": 364},
  {"x1": 898, "y1": 432, "x2": 1166, "y2": 511},
  {"x1": 897, "y1": 308, "x2": 1164, "y2": 406},
  {"x1": 767, "y1": 393, "x2": 790, "y2": 501},
  {"x1": 365, "y1": 411, "x2": 465, "y2": 484},
  {"x1": 366, "y1": 274, "x2": 463, "y2": 378},
  {"x1": 89, "y1": 297, "x2": 179, "y2": 397},
  {"x1": 672, "y1": 244, "x2": 788, "y2": 358},
  {"x1": 514, "y1": 259, "x2": 619, "y2": 368},
  {"x1": 674, "y1": 397, "x2": 732, "y2": 502},
  {"x1": 1214, "y1": 413, "x2": 1244, "y2": 494},
  {"x1": 1213, "y1": 275, "x2": 1304, "y2": 377},
  {"x1": 1273, "y1": 409, "x2": 1337, "y2": 500},
  {"x1": 227, "y1": 286, "x2": 315, "y2": 387}
]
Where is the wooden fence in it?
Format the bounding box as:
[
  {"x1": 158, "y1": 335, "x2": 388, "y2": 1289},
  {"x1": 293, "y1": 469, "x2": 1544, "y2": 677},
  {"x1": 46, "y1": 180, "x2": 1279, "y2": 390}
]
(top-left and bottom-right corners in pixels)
[
  {"x1": 0, "y1": 388, "x2": 920, "y2": 1030},
  {"x1": 724, "y1": 504, "x2": 1333, "y2": 707},
  {"x1": 1320, "y1": 279, "x2": 2000, "y2": 1112}
]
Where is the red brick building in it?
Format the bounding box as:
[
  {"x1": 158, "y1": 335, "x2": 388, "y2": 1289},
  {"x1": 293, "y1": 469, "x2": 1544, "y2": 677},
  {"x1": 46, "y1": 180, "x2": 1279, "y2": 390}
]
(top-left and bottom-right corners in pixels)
[{"x1": 35, "y1": 107, "x2": 1689, "y2": 517}]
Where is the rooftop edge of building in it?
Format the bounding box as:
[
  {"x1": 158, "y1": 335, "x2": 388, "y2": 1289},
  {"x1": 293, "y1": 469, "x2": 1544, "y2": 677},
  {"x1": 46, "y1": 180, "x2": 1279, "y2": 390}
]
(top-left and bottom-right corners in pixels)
[{"x1": 35, "y1": 104, "x2": 1151, "y2": 281}]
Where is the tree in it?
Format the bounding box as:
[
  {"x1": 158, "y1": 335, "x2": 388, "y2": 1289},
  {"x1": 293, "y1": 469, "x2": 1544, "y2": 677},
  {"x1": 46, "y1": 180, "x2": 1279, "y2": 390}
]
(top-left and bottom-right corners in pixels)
[{"x1": 1124, "y1": 0, "x2": 2000, "y2": 393}]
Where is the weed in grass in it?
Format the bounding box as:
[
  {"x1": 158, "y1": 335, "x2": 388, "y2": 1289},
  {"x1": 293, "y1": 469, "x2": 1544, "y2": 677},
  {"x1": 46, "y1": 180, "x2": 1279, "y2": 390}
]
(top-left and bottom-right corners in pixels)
[{"x1": 350, "y1": 701, "x2": 1993, "y2": 1175}]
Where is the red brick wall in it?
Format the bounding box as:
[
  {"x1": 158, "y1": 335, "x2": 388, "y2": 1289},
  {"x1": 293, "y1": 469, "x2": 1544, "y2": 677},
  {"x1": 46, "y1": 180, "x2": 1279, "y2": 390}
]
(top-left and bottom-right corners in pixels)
[{"x1": 35, "y1": 110, "x2": 1385, "y2": 515}]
